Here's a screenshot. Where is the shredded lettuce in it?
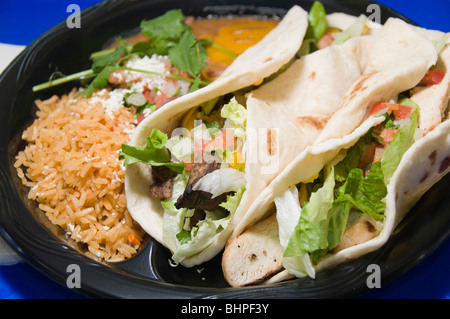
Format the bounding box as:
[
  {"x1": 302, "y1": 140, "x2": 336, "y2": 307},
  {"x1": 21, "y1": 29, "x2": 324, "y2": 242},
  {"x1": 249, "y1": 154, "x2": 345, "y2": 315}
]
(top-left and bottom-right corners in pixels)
[
  {"x1": 165, "y1": 134, "x2": 193, "y2": 162},
  {"x1": 274, "y1": 186, "x2": 316, "y2": 278},
  {"x1": 284, "y1": 165, "x2": 336, "y2": 259},
  {"x1": 280, "y1": 97, "x2": 419, "y2": 274},
  {"x1": 220, "y1": 184, "x2": 246, "y2": 213},
  {"x1": 433, "y1": 34, "x2": 449, "y2": 54},
  {"x1": 332, "y1": 14, "x2": 368, "y2": 45},
  {"x1": 162, "y1": 174, "x2": 190, "y2": 253},
  {"x1": 193, "y1": 168, "x2": 246, "y2": 198},
  {"x1": 170, "y1": 185, "x2": 246, "y2": 265},
  {"x1": 171, "y1": 218, "x2": 219, "y2": 265},
  {"x1": 221, "y1": 97, "x2": 247, "y2": 141}
]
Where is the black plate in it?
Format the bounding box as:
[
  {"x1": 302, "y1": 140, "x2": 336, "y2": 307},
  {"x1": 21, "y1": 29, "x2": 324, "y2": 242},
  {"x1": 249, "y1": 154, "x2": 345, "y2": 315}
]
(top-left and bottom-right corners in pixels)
[{"x1": 0, "y1": 0, "x2": 449, "y2": 299}]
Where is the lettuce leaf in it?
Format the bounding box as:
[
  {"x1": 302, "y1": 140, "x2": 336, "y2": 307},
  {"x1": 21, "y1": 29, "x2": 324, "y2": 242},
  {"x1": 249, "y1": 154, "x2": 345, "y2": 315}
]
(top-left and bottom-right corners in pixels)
[
  {"x1": 281, "y1": 97, "x2": 419, "y2": 271},
  {"x1": 162, "y1": 175, "x2": 190, "y2": 253},
  {"x1": 119, "y1": 128, "x2": 185, "y2": 173},
  {"x1": 274, "y1": 186, "x2": 316, "y2": 278},
  {"x1": 381, "y1": 97, "x2": 419, "y2": 185},
  {"x1": 284, "y1": 165, "x2": 336, "y2": 258},
  {"x1": 332, "y1": 14, "x2": 368, "y2": 45},
  {"x1": 306, "y1": 1, "x2": 327, "y2": 41},
  {"x1": 219, "y1": 185, "x2": 246, "y2": 213},
  {"x1": 335, "y1": 162, "x2": 386, "y2": 221}
]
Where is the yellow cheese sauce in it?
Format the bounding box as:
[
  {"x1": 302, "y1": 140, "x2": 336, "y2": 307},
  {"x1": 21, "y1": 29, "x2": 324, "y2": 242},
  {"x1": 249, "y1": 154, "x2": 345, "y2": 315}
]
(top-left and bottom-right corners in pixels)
[{"x1": 188, "y1": 16, "x2": 279, "y2": 80}]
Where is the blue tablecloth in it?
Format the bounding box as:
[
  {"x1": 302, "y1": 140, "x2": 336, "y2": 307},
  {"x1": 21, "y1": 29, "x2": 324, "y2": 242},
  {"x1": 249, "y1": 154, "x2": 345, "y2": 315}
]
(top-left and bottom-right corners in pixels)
[{"x1": 0, "y1": 0, "x2": 449, "y2": 299}]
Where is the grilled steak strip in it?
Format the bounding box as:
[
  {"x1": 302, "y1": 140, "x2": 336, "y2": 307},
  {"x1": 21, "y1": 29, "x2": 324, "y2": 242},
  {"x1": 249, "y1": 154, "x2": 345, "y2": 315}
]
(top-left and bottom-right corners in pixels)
[
  {"x1": 175, "y1": 152, "x2": 229, "y2": 211},
  {"x1": 149, "y1": 165, "x2": 177, "y2": 200}
]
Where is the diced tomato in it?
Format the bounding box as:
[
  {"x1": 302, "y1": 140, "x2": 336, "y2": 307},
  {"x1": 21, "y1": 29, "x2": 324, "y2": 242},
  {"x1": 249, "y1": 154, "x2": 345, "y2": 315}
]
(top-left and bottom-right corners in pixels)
[
  {"x1": 193, "y1": 140, "x2": 207, "y2": 162},
  {"x1": 203, "y1": 128, "x2": 235, "y2": 152},
  {"x1": 392, "y1": 104, "x2": 412, "y2": 120},
  {"x1": 110, "y1": 118, "x2": 119, "y2": 131},
  {"x1": 369, "y1": 103, "x2": 390, "y2": 116},
  {"x1": 183, "y1": 162, "x2": 194, "y2": 171},
  {"x1": 360, "y1": 142, "x2": 377, "y2": 165},
  {"x1": 380, "y1": 128, "x2": 398, "y2": 144},
  {"x1": 154, "y1": 92, "x2": 169, "y2": 109},
  {"x1": 108, "y1": 69, "x2": 126, "y2": 85},
  {"x1": 369, "y1": 102, "x2": 411, "y2": 120},
  {"x1": 127, "y1": 233, "x2": 141, "y2": 246},
  {"x1": 419, "y1": 68, "x2": 445, "y2": 86},
  {"x1": 143, "y1": 89, "x2": 155, "y2": 104},
  {"x1": 179, "y1": 71, "x2": 191, "y2": 79},
  {"x1": 136, "y1": 112, "x2": 147, "y2": 124},
  {"x1": 317, "y1": 32, "x2": 335, "y2": 49}
]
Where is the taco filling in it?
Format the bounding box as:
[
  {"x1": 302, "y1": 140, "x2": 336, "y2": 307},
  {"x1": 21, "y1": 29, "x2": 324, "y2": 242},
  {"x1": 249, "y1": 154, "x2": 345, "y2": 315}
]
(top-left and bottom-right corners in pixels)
[
  {"x1": 275, "y1": 93, "x2": 429, "y2": 278},
  {"x1": 119, "y1": 96, "x2": 247, "y2": 265}
]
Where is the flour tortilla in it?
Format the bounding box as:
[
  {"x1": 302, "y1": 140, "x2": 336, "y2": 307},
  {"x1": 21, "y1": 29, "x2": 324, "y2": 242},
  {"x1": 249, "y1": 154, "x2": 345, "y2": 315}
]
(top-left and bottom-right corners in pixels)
[
  {"x1": 314, "y1": 17, "x2": 438, "y2": 144},
  {"x1": 230, "y1": 17, "x2": 438, "y2": 240},
  {"x1": 222, "y1": 17, "x2": 447, "y2": 287},
  {"x1": 124, "y1": 5, "x2": 309, "y2": 267},
  {"x1": 230, "y1": 35, "x2": 372, "y2": 238}
]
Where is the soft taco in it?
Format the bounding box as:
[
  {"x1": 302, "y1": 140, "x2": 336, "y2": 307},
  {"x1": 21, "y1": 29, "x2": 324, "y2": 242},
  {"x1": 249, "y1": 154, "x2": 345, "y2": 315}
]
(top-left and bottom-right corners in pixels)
[
  {"x1": 120, "y1": 5, "x2": 311, "y2": 267},
  {"x1": 222, "y1": 15, "x2": 449, "y2": 287}
]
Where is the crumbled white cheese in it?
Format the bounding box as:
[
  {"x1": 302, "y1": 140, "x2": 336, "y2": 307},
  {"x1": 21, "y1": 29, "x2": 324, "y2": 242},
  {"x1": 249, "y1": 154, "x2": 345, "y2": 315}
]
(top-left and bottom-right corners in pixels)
[
  {"x1": 103, "y1": 88, "x2": 132, "y2": 118},
  {"x1": 125, "y1": 54, "x2": 170, "y2": 81},
  {"x1": 85, "y1": 55, "x2": 178, "y2": 118}
]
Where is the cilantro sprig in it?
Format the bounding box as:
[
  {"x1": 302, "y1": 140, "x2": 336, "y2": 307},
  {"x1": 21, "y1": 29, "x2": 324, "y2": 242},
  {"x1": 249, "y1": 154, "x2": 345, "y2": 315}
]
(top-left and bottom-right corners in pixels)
[{"x1": 32, "y1": 9, "x2": 211, "y2": 96}]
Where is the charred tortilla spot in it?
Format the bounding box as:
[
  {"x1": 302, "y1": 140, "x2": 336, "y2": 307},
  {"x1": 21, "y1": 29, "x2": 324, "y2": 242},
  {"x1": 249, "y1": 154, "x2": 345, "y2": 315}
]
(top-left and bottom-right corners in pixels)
[
  {"x1": 296, "y1": 115, "x2": 328, "y2": 130},
  {"x1": 309, "y1": 71, "x2": 316, "y2": 80},
  {"x1": 263, "y1": 56, "x2": 273, "y2": 63},
  {"x1": 429, "y1": 150, "x2": 437, "y2": 166},
  {"x1": 419, "y1": 171, "x2": 429, "y2": 183},
  {"x1": 266, "y1": 128, "x2": 277, "y2": 156},
  {"x1": 339, "y1": 71, "x2": 377, "y2": 109},
  {"x1": 366, "y1": 221, "x2": 376, "y2": 233},
  {"x1": 439, "y1": 156, "x2": 450, "y2": 174},
  {"x1": 248, "y1": 253, "x2": 257, "y2": 260}
]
